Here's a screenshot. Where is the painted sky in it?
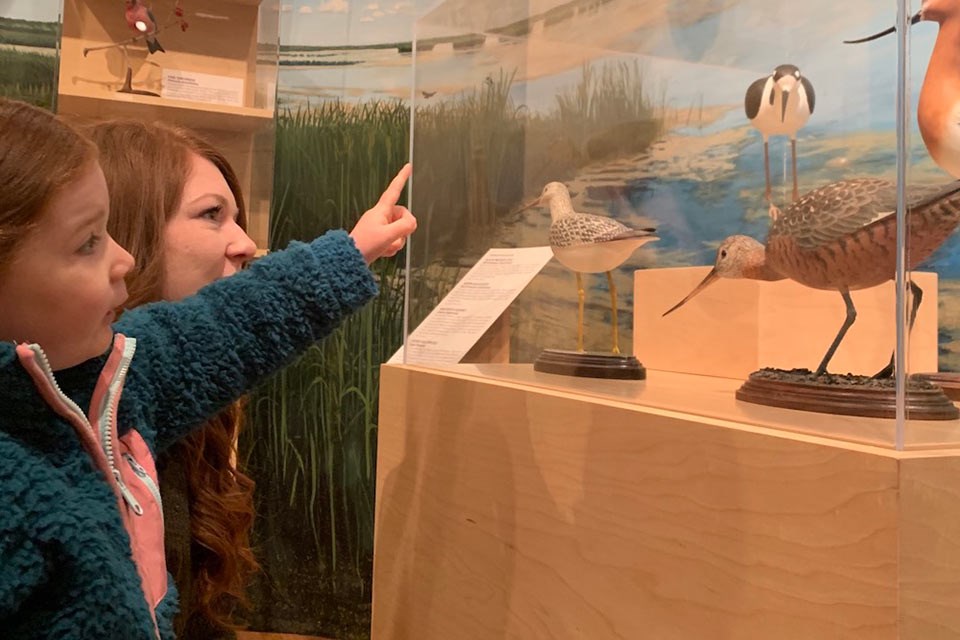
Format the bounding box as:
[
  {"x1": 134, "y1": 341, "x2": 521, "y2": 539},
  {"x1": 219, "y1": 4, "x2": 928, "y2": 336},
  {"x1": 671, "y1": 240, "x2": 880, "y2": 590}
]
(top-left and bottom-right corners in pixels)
[
  {"x1": 0, "y1": 0, "x2": 60, "y2": 21},
  {"x1": 0, "y1": 0, "x2": 430, "y2": 46},
  {"x1": 0, "y1": 0, "x2": 577, "y2": 46}
]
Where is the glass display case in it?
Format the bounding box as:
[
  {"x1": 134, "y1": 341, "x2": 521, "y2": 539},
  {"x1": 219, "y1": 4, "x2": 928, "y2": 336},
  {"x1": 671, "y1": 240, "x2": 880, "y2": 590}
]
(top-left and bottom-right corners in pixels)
[
  {"x1": 56, "y1": 0, "x2": 280, "y2": 248},
  {"x1": 401, "y1": 0, "x2": 960, "y2": 449}
]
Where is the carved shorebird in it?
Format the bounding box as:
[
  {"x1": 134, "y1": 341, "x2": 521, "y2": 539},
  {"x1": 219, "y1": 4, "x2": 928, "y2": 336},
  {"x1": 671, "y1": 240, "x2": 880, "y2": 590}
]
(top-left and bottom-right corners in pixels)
[
  {"x1": 845, "y1": 0, "x2": 960, "y2": 177},
  {"x1": 521, "y1": 182, "x2": 658, "y2": 354},
  {"x1": 663, "y1": 178, "x2": 960, "y2": 377},
  {"x1": 744, "y1": 64, "x2": 815, "y2": 203}
]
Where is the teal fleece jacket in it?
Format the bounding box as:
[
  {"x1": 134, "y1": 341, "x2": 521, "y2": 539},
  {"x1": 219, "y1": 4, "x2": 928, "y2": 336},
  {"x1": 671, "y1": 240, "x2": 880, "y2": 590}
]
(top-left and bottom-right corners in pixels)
[{"x1": 0, "y1": 231, "x2": 377, "y2": 639}]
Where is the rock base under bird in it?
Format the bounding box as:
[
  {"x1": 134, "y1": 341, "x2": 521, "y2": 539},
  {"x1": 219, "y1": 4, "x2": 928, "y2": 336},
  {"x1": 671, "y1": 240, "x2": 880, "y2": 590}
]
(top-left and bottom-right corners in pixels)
[
  {"x1": 736, "y1": 368, "x2": 959, "y2": 420},
  {"x1": 534, "y1": 349, "x2": 645, "y2": 380}
]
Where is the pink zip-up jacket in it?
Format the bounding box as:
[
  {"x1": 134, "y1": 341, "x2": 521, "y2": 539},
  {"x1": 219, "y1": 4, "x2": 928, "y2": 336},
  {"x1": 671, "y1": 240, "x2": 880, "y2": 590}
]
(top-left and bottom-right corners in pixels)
[{"x1": 0, "y1": 231, "x2": 377, "y2": 639}]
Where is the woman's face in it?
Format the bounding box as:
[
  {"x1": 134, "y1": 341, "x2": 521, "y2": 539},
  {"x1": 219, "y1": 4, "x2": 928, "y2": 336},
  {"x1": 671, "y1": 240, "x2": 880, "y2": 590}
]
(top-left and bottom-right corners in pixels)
[{"x1": 162, "y1": 153, "x2": 257, "y2": 301}]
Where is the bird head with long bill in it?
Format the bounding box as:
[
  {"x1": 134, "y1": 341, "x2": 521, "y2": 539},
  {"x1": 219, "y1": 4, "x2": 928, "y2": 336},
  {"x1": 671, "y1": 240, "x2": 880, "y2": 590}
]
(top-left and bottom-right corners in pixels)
[
  {"x1": 662, "y1": 235, "x2": 768, "y2": 316},
  {"x1": 771, "y1": 64, "x2": 803, "y2": 123},
  {"x1": 518, "y1": 182, "x2": 570, "y2": 210}
]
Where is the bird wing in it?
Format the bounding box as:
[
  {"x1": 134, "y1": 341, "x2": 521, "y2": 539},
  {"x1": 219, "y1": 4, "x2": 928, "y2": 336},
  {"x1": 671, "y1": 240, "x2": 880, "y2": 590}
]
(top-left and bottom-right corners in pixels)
[
  {"x1": 770, "y1": 178, "x2": 960, "y2": 250},
  {"x1": 146, "y1": 7, "x2": 158, "y2": 29},
  {"x1": 744, "y1": 77, "x2": 767, "y2": 120},
  {"x1": 801, "y1": 76, "x2": 815, "y2": 114},
  {"x1": 769, "y1": 178, "x2": 896, "y2": 250},
  {"x1": 549, "y1": 214, "x2": 652, "y2": 248}
]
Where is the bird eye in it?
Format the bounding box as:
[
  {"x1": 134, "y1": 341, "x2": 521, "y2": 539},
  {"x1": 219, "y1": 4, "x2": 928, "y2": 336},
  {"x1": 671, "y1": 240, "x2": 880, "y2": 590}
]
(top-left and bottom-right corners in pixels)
[{"x1": 720, "y1": 249, "x2": 728, "y2": 259}]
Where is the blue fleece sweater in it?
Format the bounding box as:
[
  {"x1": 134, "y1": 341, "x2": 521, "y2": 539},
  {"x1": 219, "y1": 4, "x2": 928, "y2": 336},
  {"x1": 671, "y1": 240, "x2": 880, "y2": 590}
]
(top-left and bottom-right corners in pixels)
[{"x1": 0, "y1": 231, "x2": 378, "y2": 639}]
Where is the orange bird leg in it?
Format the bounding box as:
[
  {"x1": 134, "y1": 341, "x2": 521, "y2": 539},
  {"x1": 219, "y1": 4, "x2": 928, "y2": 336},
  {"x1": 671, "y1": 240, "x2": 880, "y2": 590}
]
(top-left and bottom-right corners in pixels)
[
  {"x1": 576, "y1": 272, "x2": 585, "y2": 352},
  {"x1": 606, "y1": 271, "x2": 620, "y2": 354}
]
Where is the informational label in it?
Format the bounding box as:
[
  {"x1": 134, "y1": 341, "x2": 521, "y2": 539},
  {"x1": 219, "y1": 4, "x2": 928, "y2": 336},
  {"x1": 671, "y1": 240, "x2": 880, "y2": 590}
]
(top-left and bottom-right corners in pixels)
[
  {"x1": 389, "y1": 246, "x2": 554, "y2": 364},
  {"x1": 161, "y1": 69, "x2": 244, "y2": 107}
]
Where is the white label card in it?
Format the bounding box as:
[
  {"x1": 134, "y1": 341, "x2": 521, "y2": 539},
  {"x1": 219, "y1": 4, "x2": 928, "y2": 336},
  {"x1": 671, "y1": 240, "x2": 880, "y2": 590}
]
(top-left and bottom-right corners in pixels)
[
  {"x1": 161, "y1": 69, "x2": 244, "y2": 107},
  {"x1": 389, "y1": 246, "x2": 554, "y2": 364}
]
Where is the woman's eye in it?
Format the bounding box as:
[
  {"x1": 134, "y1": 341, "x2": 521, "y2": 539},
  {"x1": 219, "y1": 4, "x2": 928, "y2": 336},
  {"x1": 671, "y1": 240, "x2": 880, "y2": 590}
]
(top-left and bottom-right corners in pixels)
[{"x1": 199, "y1": 205, "x2": 223, "y2": 221}]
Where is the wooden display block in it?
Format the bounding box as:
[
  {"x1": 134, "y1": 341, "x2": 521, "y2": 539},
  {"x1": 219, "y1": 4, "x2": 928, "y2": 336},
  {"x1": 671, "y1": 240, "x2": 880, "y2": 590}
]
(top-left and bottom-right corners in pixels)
[
  {"x1": 373, "y1": 364, "x2": 960, "y2": 640},
  {"x1": 633, "y1": 267, "x2": 938, "y2": 379}
]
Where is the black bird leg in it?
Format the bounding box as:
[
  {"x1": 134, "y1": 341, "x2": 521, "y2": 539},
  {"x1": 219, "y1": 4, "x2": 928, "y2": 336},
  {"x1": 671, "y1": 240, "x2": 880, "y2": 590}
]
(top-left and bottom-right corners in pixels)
[
  {"x1": 815, "y1": 290, "x2": 857, "y2": 377},
  {"x1": 873, "y1": 280, "x2": 923, "y2": 379}
]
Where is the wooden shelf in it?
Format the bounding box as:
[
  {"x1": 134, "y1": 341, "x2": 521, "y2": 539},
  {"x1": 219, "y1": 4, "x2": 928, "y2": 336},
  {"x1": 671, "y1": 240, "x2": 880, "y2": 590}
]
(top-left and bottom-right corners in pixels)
[
  {"x1": 57, "y1": 88, "x2": 273, "y2": 132},
  {"x1": 56, "y1": 0, "x2": 279, "y2": 250},
  {"x1": 406, "y1": 363, "x2": 960, "y2": 450}
]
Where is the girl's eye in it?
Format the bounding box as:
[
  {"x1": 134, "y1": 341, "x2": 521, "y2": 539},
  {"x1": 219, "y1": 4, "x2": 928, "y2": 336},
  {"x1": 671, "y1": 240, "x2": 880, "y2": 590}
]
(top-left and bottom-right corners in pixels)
[{"x1": 79, "y1": 234, "x2": 102, "y2": 255}]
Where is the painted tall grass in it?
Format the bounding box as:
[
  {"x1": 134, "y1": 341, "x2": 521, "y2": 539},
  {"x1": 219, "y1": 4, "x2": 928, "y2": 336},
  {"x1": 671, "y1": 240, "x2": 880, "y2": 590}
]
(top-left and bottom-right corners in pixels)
[
  {"x1": 242, "y1": 99, "x2": 410, "y2": 637},
  {"x1": 243, "y1": 59, "x2": 664, "y2": 638},
  {"x1": 0, "y1": 49, "x2": 56, "y2": 109}
]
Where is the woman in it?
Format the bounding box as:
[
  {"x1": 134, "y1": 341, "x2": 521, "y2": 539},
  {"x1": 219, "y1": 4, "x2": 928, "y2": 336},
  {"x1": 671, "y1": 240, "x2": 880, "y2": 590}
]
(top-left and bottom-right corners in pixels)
[{"x1": 88, "y1": 119, "x2": 259, "y2": 639}]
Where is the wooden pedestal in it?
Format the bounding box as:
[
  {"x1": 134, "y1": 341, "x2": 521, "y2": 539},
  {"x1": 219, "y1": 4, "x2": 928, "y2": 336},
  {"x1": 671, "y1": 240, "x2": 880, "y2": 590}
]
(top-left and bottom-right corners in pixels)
[{"x1": 373, "y1": 364, "x2": 960, "y2": 639}]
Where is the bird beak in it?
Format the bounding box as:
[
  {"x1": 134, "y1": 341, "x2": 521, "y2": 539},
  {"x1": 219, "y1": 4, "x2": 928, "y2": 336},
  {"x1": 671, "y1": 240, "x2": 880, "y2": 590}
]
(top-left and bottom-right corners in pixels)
[
  {"x1": 843, "y1": 11, "x2": 921, "y2": 43},
  {"x1": 662, "y1": 267, "x2": 720, "y2": 317},
  {"x1": 517, "y1": 196, "x2": 542, "y2": 212},
  {"x1": 776, "y1": 77, "x2": 796, "y2": 122}
]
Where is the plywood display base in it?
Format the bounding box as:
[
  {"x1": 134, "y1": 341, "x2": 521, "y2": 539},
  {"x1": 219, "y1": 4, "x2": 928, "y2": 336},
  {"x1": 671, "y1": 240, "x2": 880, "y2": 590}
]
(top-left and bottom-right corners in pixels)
[
  {"x1": 634, "y1": 267, "x2": 939, "y2": 379},
  {"x1": 373, "y1": 364, "x2": 960, "y2": 640}
]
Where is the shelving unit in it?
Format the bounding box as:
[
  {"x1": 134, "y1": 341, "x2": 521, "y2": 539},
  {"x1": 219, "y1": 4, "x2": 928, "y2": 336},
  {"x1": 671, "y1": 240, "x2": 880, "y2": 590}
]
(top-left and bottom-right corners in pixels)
[{"x1": 57, "y1": 0, "x2": 279, "y2": 248}]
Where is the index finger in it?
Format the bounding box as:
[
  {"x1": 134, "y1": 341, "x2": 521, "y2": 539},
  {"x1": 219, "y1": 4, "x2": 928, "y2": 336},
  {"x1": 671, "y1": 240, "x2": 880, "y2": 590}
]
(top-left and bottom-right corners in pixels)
[{"x1": 377, "y1": 163, "x2": 412, "y2": 207}]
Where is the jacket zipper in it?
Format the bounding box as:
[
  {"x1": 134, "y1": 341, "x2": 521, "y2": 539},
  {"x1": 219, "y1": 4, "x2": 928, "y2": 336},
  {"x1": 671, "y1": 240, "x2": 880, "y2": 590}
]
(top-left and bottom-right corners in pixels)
[
  {"x1": 28, "y1": 341, "x2": 161, "y2": 640},
  {"x1": 94, "y1": 339, "x2": 140, "y2": 516},
  {"x1": 29, "y1": 344, "x2": 142, "y2": 514},
  {"x1": 122, "y1": 452, "x2": 164, "y2": 522}
]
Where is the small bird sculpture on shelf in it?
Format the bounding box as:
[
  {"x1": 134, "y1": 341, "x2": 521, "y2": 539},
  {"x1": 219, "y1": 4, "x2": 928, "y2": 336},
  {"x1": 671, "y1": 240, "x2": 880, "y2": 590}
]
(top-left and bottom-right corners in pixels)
[
  {"x1": 521, "y1": 182, "x2": 658, "y2": 354},
  {"x1": 664, "y1": 178, "x2": 960, "y2": 378},
  {"x1": 845, "y1": 0, "x2": 960, "y2": 179},
  {"x1": 125, "y1": 0, "x2": 165, "y2": 54},
  {"x1": 744, "y1": 64, "x2": 815, "y2": 203}
]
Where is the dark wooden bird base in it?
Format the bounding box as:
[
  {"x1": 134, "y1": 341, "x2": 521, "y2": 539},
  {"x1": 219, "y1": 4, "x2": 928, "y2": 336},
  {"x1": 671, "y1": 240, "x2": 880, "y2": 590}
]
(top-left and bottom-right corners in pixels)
[
  {"x1": 915, "y1": 372, "x2": 960, "y2": 402},
  {"x1": 736, "y1": 368, "x2": 959, "y2": 420},
  {"x1": 117, "y1": 67, "x2": 161, "y2": 97},
  {"x1": 534, "y1": 349, "x2": 646, "y2": 380}
]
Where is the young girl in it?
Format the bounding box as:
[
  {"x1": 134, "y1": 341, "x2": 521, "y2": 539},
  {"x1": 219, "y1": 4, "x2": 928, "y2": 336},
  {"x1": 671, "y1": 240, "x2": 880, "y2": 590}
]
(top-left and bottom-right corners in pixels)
[
  {"x1": 89, "y1": 119, "x2": 260, "y2": 639},
  {"x1": 0, "y1": 98, "x2": 415, "y2": 639}
]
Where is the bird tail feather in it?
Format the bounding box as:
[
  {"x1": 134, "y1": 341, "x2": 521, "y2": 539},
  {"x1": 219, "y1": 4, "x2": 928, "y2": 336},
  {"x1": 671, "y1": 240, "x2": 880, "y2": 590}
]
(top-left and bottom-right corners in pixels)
[{"x1": 147, "y1": 36, "x2": 165, "y2": 54}]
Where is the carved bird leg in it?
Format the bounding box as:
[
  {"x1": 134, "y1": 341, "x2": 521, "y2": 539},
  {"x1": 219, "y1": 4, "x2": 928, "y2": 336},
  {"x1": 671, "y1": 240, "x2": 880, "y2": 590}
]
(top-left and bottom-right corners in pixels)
[
  {"x1": 873, "y1": 280, "x2": 923, "y2": 379},
  {"x1": 606, "y1": 271, "x2": 620, "y2": 354},
  {"x1": 763, "y1": 139, "x2": 772, "y2": 203},
  {"x1": 791, "y1": 138, "x2": 800, "y2": 202},
  {"x1": 815, "y1": 290, "x2": 857, "y2": 376},
  {"x1": 576, "y1": 272, "x2": 585, "y2": 352}
]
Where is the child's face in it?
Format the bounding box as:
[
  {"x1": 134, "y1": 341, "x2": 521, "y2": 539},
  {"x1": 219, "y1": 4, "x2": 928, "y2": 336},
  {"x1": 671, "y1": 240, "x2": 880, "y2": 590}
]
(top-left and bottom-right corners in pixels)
[
  {"x1": 0, "y1": 161, "x2": 134, "y2": 370},
  {"x1": 161, "y1": 153, "x2": 257, "y2": 301}
]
